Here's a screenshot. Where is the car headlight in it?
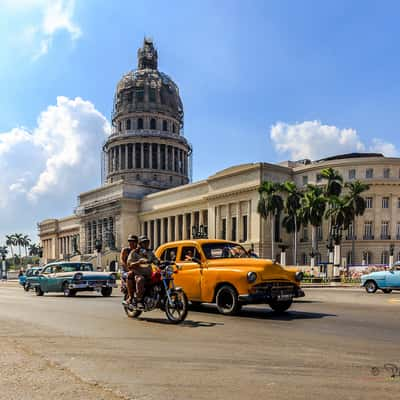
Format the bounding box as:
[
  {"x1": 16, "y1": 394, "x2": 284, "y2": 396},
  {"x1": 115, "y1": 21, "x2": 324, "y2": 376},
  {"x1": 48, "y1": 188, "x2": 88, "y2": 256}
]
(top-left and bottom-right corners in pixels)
[
  {"x1": 295, "y1": 271, "x2": 304, "y2": 282},
  {"x1": 247, "y1": 271, "x2": 257, "y2": 283},
  {"x1": 74, "y1": 273, "x2": 83, "y2": 280}
]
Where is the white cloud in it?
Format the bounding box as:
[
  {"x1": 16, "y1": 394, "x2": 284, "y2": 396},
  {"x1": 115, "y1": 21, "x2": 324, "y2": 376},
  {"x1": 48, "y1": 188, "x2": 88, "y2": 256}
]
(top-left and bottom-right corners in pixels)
[
  {"x1": 2, "y1": 0, "x2": 81, "y2": 59},
  {"x1": 270, "y1": 120, "x2": 398, "y2": 160},
  {"x1": 0, "y1": 96, "x2": 110, "y2": 239}
]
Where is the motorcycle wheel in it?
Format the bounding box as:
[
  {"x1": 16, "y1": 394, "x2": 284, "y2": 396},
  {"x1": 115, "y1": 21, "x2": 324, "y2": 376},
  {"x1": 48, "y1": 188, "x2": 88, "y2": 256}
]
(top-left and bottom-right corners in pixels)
[
  {"x1": 165, "y1": 290, "x2": 188, "y2": 324},
  {"x1": 123, "y1": 294, "x2": 142, "y2": 319}
]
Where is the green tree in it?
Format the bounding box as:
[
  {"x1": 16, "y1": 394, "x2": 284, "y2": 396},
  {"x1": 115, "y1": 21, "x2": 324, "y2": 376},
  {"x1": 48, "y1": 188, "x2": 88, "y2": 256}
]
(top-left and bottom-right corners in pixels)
[
  {"x1": 300, "y1": 185, "x2": 327, "y2": 265},
  {"x1": 13, "y1": 233, "x2": 24, "y2": 257},
  {"x1": 282, "y1": 181, "x2": 303, "y2": 265},
  {"x1": 345, "y1": 180, "x2": 370, "y2": 265},
  {"x1": 257, "y1": 181, "x2": 284, "y2": 260},
  {"x1": 22, "y1": 234, "x2": 31, "y2": 257},
  {"x1": 28, "y1": 243, "x2": 39, "y2": 256}
]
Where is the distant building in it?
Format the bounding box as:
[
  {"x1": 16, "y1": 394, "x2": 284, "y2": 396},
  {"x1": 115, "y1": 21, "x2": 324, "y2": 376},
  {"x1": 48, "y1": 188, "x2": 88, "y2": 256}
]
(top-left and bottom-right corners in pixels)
[{"x1": 38, "y1": 39, "x2": 400, "y2": 268}]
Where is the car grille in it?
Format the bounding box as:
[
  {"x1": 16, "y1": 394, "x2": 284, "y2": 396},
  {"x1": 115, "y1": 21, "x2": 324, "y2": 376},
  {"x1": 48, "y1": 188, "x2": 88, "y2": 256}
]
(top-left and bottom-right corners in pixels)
[{"x1": 252, "y1": 281, "x2": 295, "y2": 296}]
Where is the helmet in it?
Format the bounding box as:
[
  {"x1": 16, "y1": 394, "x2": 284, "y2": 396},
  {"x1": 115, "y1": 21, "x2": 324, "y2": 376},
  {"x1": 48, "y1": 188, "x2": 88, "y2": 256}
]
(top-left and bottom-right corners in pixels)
[
  {"x1": 127, "y1": 234, "x2": 138, "y2": 242},
  {"x1": 138, "y1": 235, "x2": 150, "y2": 244}
]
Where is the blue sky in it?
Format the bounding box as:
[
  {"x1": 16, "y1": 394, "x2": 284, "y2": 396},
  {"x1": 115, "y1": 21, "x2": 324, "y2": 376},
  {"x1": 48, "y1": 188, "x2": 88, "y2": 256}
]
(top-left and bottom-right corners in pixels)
[{"x1": 1, "y1": 0, "x2": 400, "y2": 241}]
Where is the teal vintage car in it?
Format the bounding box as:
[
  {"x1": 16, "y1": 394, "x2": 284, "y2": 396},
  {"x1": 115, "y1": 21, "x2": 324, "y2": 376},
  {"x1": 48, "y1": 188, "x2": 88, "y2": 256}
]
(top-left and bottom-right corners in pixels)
[
  {"x1": 32, "y1": 262, "x2": 117, "y2": 297},
  {"x1": 22, "y1": 267, "x2": 43, "y2": 291},
  {"x1": 361, "y1": 263, "x2": 400, "y2": 293}
]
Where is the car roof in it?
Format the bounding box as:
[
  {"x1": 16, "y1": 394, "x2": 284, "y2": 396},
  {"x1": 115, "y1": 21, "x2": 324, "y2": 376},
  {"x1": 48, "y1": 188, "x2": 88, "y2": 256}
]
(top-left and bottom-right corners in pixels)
[{"x1": 158, "y1": 239, "x2": 238, "y2": 247}]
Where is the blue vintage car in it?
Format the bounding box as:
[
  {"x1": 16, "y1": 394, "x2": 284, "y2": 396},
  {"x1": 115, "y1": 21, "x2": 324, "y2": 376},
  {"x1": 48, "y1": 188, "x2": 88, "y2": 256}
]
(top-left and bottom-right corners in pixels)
[
  {"x1": 31, "y1": 262, "x2": 117, "y2": 297},
  {"x1": 361, "y1": 264, "x2": 400, "y2": 293},
  {"x1": 19, "y1": 267, "x2": 42, "y2": 291}
]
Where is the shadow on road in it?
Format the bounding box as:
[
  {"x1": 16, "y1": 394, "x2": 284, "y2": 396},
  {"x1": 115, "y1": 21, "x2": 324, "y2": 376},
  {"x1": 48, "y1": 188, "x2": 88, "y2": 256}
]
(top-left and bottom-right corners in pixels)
[
  {"x1": 136, "y1": 317, "x2": 223, "y2": 328},
  {"x1": 188, "y1": 304, "x2": 336, "y2": 321}
]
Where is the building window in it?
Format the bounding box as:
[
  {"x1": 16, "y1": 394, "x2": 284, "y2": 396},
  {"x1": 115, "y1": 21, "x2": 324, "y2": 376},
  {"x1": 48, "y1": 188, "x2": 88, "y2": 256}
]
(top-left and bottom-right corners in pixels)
[
  {"x1": 348, "y1": 169, "x2": 356, "y2": 180},
  {"x1": 172, "y1": 123, "x2": 176, "y2": 133},
  {"x1": 366, "y1": 168, "x2": 374, "y2": 179},
  {"x1": 127, "y1": 144, "x2": 133, "y2": 169},
  {"x1": 364, "y1": 251, "x2": 372, "y2": 264},
  {"x1": 135, "y1": 143, "x2": 141, "y2": 168},
  {"x1": 302, "y1": 175, "x2": 308, "y2": 186},
  {"x1": 144, "y1": 221, "x2": 148, "y2": 237},
  {"x1": 160, "y1": 144, "x2": 166, "y2": 170},
  {"x1": 316, "y1": 225, "x2": 323, "y2": 241},
  {"x1": 381, "y1": 251, "x2": 389, "y2": 265},
  {"x1": 118, "y1": 121, "x2": 122, "y2": 132},
  {"x1": 162, "y1": 120, "x2": 168, "y2": 131},
  {"x1": 221, "y1": 218, "x2": 227, "y2": 240},
  {"x1": 347, "y1": 251, "x2": 353, "y2": 266},
  {"x1": 381, "y1": 221, "x2": 390, "y2": 239},
  {"x1": 364, "y1": 221, "x2": 373, "y2": 239},
  {"x1": 136, "y1": 86, "x2": 144, "y2": 102},
  {"x1": 121, "y1": 145, "x2": 126, "y2": 169},
  {"x1": 156, "y1": 219, "x2": 161, "y2": 246},
  {"x1": 231, "y1": 217, "x2": 237, "y2": 241},
  {"x1": 167, "y1": 146, "x2": 172, "y2": 170},
  {"x1": 149, "y1": 87, "x2": 156, "y2": 102},
  {"x1": 143, "y1": 143, "x2": 149, "y2": 168},
  {"x1": 316, "y1": 173, "x2": 323, "y2": 183},
  {"x1": 242, "y1": 215, "x2": 248, "y2": 242},
  {"x1": 397, "y1": 223, "x2": 400, "y2": 240},
  {"x1": 127, "y1": 92, "x2": 133, "y2": 104},
  {"x1": 126, "y1": 119, "x2": 131, "y2": 130},
  {"x1": 382, "y1": 197, "x2": 389, "y2": 209},
  {"x1": 150, "y1": 118, "x2": 156, "y2": 130},
  {"x1": 302, "y1": 227, "x2": 309, "y2": 241},
  {"x1": 152, "y1": 143, "x2": 158, "y2": 169},
  {"x1": 301, "y1": 253, "x2": 308, "y2": 265},
  {"x1": 347, "y1": 222, "x2": 354, "y2": 239},
  {"x1": 383, "y1": 168, "x2": 390, "y2": 178},
  {"x1": 365, "y1": 197, "x2": 373, "y2": 208},
  {"x1": 137, "y1": 118, "x2": 143, "y2": 129}
]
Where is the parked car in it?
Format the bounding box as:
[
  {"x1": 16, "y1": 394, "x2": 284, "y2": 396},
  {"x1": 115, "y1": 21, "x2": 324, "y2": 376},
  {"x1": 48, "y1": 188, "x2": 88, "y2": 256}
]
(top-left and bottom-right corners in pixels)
[
  {"x1": 155, "y1": 239, "x2": 305, "y2": 315},
  {"x1": 20, "y1": 267, "x2": 43, "y2": 291},
  {"x1": 361, "y1": 263, "x2": 400, "y2": 293},
  {"x1": 31, "y1": 262, "x2": 117, "y2": 297}
]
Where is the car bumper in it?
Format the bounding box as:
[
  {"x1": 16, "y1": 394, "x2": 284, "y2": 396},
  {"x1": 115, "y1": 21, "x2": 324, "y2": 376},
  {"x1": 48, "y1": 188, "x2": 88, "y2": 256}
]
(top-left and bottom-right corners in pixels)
[
  {"x1": 69, "y1": 281, "x2": 117, "y2": 290},
  {"x1": 238, "y1": 285, "x2": 305, "y2": 304}
]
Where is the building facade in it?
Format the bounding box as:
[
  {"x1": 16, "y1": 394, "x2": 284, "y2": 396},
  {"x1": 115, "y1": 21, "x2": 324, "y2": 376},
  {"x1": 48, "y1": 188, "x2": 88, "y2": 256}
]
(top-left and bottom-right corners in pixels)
[{"x1": 38, "y1": 39, "x2": 400, "y2": 269}]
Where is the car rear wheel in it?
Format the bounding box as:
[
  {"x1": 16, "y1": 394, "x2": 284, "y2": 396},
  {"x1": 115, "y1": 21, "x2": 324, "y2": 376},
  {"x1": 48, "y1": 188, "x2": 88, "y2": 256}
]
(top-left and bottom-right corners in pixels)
[
  {"x1": 24, "y1": 283, "x2": 30, "y2": 292},
  {"x1": 35, "y1": 286, "x2": 44, "y2": 296},
  {"x1": 101, "y1": 287, "x2": 113, "y2": 297},
  {"x1": 382, "y1": 288, "x2": 392, "y2": 294},
  {"x1": 215, "y1": 285, "x2": 241, "y2": 315},
  {"x1": 269, "y1": 299, "x2": 293, "y2": 313},
  {"x1": 365, "y1": 280, "x2": 378, "y2": 293},
  {"x1": 63, "y1": 282, "x2": 76, "y2": 297}
]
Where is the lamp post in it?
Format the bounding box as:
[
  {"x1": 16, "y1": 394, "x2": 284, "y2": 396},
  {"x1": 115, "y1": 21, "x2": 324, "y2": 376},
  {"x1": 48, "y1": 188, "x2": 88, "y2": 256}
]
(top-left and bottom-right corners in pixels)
[
  {"x1": 389, "y1": 243, "x2": 395, "y2": 268},
  {"x1": 278, "y1": 244, "x2": 289, "y2": 266},
  {"x1": 0, "y1": 246, "x2": 8, "y2": 280}
]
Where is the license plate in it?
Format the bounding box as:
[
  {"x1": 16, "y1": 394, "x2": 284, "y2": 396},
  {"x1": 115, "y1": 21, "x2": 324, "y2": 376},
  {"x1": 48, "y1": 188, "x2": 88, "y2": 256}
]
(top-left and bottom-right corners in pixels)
[{"x1": 277, "y1": 294, "x2": 292, "y2": 301}]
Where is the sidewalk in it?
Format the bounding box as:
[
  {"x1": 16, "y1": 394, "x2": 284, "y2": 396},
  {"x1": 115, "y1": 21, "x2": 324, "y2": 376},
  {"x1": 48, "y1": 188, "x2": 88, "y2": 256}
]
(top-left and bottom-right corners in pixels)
[{"x1": 302, "y1": 283, "x2": 361, "y2": 288}]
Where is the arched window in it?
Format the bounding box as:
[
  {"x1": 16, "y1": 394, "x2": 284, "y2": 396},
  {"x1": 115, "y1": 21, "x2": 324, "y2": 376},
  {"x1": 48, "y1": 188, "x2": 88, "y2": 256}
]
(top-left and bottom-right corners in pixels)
[
  {"x1": 381, "y1": 251, "x2": 389, "y2": 265},
  {"x1": 137, "y1": 118, "x2": 143, "y2": 129},
  {"x1": 126, "y1": 119, "x2": 131, "y2": 130},
  {"x1": 150, "y1": 118, "x2": 156, "y2": 130},
  {"x1": 162, "y1": 120, "x2": 168, "y2": 131}
]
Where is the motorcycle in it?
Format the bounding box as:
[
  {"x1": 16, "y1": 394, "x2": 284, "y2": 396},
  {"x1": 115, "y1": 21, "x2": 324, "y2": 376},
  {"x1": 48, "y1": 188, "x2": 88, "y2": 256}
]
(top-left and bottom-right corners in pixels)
[{"x1": 122, "y1": 261, "x2": 188, "y2": 324}]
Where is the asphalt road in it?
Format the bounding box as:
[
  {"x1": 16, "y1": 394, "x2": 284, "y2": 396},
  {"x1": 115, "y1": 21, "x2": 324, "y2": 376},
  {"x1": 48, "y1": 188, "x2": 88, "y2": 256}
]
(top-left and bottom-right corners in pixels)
[{"x1": 1, "y1": 284, "x2": 400, "y2": 400}]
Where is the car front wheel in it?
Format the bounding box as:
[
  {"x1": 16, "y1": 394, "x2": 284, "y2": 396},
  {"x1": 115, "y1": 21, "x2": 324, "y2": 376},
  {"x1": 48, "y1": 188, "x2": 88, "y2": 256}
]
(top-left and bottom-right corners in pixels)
[
  {"x1": 101, "y1": 287, "x2": 113, "y2": 297},
  {"x1": 63, "y1": 282, "x2": 76, "y2": 297},
  {"x1": 365, "y1": 280, "x2": 378, "y2": 293},
  {"x1": 215, "y1": 285, "x2": 241, "y2": 315}
]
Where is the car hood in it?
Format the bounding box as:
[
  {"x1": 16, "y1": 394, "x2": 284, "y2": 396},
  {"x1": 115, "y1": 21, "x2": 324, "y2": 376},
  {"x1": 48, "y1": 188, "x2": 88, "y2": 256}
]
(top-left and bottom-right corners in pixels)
[
  {"x1": 362, "y1": 271, "x2": 387, "y2": 280},
  {"x1": 206, "y1": 258, "x2": 292, "y2": 281}
]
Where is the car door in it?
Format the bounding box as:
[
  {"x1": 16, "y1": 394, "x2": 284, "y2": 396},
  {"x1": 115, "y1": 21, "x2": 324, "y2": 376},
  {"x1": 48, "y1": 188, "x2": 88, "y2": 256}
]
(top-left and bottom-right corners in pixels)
[
  {"x1": 39, "y1": 266, "x2": 53, "y2": 292},
  {"x1": 386, "y1": 266, "x2": 400, "y2": 288},
  {"x1": 175, "y1": 245, "x2": 202, "y2": 301},
  {"x1": 47, "y1": 264, "x2": 63, "y2": 292}
]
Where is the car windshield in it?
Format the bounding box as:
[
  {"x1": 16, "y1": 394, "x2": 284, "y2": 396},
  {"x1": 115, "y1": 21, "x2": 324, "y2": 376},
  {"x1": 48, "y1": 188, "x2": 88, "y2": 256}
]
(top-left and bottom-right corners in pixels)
[{"x1": 201, "y1": 242, "x2": 250, "y2": 259}]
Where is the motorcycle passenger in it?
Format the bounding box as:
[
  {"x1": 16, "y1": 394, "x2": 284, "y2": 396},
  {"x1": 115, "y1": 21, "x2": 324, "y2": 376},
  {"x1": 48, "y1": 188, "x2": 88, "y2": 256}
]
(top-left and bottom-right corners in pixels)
[
  {"x1": 127, "y1": 235, "x2": 159, "y2": 309},
  {"x1": 120, "y1": 234, "x2": 138, "y2": 302}
]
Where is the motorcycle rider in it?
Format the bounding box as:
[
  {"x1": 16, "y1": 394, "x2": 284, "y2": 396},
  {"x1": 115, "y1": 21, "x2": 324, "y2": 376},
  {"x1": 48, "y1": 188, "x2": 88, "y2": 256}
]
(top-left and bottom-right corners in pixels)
[
  {"x1": 127, "y1": 235, "x2": 159, "y2": 309},
  {"x1": 120, "y1": 234, "x2": 138, "y2": 303}
]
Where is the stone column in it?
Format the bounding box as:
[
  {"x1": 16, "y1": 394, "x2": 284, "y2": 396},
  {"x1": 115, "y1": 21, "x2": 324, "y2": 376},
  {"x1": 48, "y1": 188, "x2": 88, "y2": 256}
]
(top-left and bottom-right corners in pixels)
[
  {"x1": 226, "y1": 204, "x2": 232, "y2": 240},
  {"x1": 168, "y1": 216, "x2": 174, "y2": 242},
  {"x1": 237, "y1": 202, "x2": 242, "y2": 242},
  {"x1": 215, "y1": 206, "x2": 220, "y2": 239},
  {"x1": 132, "y1": 143, "x2": 136, "y2": 169},
  {"x1": 174, "y1": 215, "x2": 180, "y2": 241},
  {"x1": 157, "y1": 143, "x2": 161, "y2": 171},
  {"x1": 182, "y1": 213, "x2": 188, "y2": 240},
  {"x1": 149, "y1": 143, "x2": 153, "y2": 169},
  {"x1": 190, "y1": 211, "x2": 196, "y2": 238},
  {"x1": 172, "y1": 147, "x2": 176, "y2": 172},
  {"x1": 247, "y1": 200, "x2": 252, "y2": 241},
  {"x1": 160, "y1": 218, "x2": 165, "y2": 244}
]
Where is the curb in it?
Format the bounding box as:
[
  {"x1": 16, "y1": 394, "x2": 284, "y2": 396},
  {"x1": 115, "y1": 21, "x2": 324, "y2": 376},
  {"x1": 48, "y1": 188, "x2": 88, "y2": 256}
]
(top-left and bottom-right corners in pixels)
[{"x1": 301, "y1": 284, "x2": 361, "y2": 289}]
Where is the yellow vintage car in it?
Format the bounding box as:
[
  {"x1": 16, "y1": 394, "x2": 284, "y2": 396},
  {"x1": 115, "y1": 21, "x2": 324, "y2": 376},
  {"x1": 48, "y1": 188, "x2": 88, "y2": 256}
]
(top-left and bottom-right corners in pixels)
[{"x1": 155, "y1": 239, "x2": 305, "y2": 315}]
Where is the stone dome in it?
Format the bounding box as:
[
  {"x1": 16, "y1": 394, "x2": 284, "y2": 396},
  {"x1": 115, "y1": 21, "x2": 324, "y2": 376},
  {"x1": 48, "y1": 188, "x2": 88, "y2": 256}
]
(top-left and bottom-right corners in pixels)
[
  {"x1": 112, "y1": 38, "x2": 183, "y2": 127},
  {"x1": 104, "y1": 38, "x2": 191, "y2": 194}
]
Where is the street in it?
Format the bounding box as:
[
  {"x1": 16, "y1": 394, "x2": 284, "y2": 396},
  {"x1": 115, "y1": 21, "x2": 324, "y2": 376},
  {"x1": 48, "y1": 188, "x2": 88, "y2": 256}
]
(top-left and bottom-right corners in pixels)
[{"x1": 0, "y1": 284, "x2": 400, "y2": 400}]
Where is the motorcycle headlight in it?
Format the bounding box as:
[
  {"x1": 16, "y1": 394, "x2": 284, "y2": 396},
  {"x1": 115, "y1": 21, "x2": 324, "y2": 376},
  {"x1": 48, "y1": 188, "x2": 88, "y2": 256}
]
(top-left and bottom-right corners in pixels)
[
  {"x1": 74, "y1": 272, "x2": 83, "y2": 281},
  {"x1": 247, "y1": 271, "x2": 257, "y2": 283},
  {"x1": 295, "y1": 271, "x2": 304, "y2": 282}
]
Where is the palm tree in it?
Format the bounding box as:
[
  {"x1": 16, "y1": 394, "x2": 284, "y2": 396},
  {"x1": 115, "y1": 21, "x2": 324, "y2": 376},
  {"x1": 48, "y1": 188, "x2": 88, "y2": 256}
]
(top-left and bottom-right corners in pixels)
[
  {"x1": 22, "y1": 234, "x2": 31, "y2": 257},
  {"x1": 282, "y1": 181, "x2": 303, "y2": 265},
  {"x1": 325, "y1": 195, "x2": 354, "y2": 272},
  {"x1": 28, "y1": 243, "x2": 39, "y2": 256},
  {"x1": 257, "y1": 181, "x2": 284, "y2": 260},
  {"x1": 345, "y1": 180, "x2": 370, "y2": 266},
  {"x1": 300, "y1": 185, "x2": 327, "y2": 268},
  {"x1": 13, "y1": 233, "x2": 23, "y2": 257},
  {"x1": 5, "y1": 235, "x2": 15, "y2": 258}
]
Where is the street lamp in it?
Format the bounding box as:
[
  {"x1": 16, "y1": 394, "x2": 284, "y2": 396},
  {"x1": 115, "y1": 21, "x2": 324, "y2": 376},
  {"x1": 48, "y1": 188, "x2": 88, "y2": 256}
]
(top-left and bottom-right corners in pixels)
[{"x1": 0, "y1": 245, "x2": 8, "y2": 280}]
